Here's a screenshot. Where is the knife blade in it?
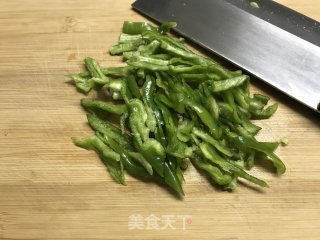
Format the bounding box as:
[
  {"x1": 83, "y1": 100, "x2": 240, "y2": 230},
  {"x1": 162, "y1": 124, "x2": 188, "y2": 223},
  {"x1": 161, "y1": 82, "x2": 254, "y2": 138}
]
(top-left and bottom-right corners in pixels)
[{"x1": 132, "y1": 0, "x2": 320, "y2": 112}]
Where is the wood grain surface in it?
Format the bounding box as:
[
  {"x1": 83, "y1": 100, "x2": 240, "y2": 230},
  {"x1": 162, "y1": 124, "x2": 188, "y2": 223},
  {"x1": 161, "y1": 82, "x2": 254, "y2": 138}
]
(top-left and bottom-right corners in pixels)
[{"x1": 0, "y1": 0, "x2": 319, "y2": 239}]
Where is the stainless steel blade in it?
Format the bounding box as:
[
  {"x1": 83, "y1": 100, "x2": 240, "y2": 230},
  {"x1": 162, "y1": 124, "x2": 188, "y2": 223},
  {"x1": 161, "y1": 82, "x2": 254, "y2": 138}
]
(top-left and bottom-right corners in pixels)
[{"x1": 132, "y1": 0, "x2": 320, "y2": 112}]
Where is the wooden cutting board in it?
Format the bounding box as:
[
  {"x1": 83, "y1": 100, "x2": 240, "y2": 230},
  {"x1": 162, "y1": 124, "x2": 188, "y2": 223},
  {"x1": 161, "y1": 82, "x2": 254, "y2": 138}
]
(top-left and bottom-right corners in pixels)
[{"x1": 0, "y1": 0, "x2": 319, "y2": 239}]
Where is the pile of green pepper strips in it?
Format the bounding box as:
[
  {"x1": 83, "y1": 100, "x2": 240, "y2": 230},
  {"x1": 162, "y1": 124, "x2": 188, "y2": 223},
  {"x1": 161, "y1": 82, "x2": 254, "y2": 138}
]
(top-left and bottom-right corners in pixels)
[{"x1": 71, "y1": 21, "x2": 286, "y2": 196}]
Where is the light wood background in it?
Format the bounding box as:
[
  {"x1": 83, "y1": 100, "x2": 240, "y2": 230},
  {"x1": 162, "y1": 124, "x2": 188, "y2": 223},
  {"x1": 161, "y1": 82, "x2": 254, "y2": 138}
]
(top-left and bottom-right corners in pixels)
[{"x1": 0, "y1": 0, "x2": 319, "y2": 239}]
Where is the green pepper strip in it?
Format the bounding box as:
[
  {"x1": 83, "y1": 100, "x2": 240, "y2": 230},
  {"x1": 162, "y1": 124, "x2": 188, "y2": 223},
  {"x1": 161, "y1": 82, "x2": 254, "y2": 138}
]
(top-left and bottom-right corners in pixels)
[
  {"x1": 222, "y1": 91, "x2": 242, "y2": 124},
  {"x1": 73, "y1": 135, "x2": 120, "y2": 162},
  {"x1": 128, "y1": 152, "x2": 153, "y2": 175},
  {"x1": 211, "y1": 75, "x2": 248, "y2": 92},
  {"x1": 119, "y1": 33, "x2": 142, "y2": 43},
  {"x1": 207, "y1": 65, "x2": 234, "y2": 79},
  {"x1": 191, "y1": 154, "x2": 235, "y2": 187},
  {"x1": 87, "y1": 114, "x2": 132, "y2": 150},
  {"x1": 199, "y1": 142, "x2": 268, "y2": 187},
  {"x1": 218, "y1": 102, "x2": 234, "y2": 120},
  {"x1": 109, "y1": 39, "x2": 146, "y2": 55},
  {"x1": 142, "y1": 75, "x2": 167, "y2": 146},
  {"x1": 237, "y1": 108, "x2": 261, "y2": 136},
  {"x1": 139, "y1": 40, "x2": 161, "y2": 55},
  {"x1": 185, "y1": 99, "x2": 220, "y2": 139},
  {"x1": 122, "y1": 21, "x2": 157, "y2": 34},
  {"x1": 128, "y1": 55, "x2": 169, "y2": 66},
  {"x1": 96, "y1": 124, "x2": 154, "y2": 178},
  {"x1": 128, "y1": 99, "x2": 165, "y2": 177},
  {"x1": 81, "y1": 98, "x2": 127, "y2": 115},
  {"x1": 181, "y1": 73, "x2": 221, "y2": 82},
  {"x1": 123, "y1": 51, "x2": 139, "y2": 60},
  {"x1": 158, "y1": 22, "x2": 177, "y2": 34},
  {"x1": 169, "y1": 58, "x2": 195, "y2": 66},
  {"x1": 71, "y1": 75, "x2": 91, "y2": 93},
  {"x1": 84, "y1": 57, "x2": 109, "y2": 83},
  {"x1": 121, "y1": 78, "x2": 133, "y2": 104},
  {"x1": 246, "y1": 151, "x2": 255, "y2": 169},
  {"x1": 102, "y1": 66, "x2": 134, "y2": 77},
  {"x1": 71, "y1": 75, "x2": 107, "y2": 94},
  {"x1": 108, "y1": 78, "x2": 132, "y2": 103},
  {"x1": 155, "y1": 72, "x2": 167, "y2": 90},
  {"x1": 142, "y1": 30, "x2": 191, "y2": 53},
  {"x1": 253, "y1": 93, "x2": 270, "y2": 104},
  {"x1": 237, "y1": 105, "x2": 251, "y2": 119},
  {"x1": 177, "y1": 120, "x2": 194, "y2": 142},
  {"x1": 160, "y1": 41, "x2": 207, "y2": 65},
  {"x1": 169, "y1": 65, "x2": 208, "y2": 74},
  {"x1": 164, "y1": 79, "x2": 186, "y2": 114},
  {"x1": 144, "y1": 105, "x2": 157, "y2": 132},
  {"x1": 155, "y1": 99, "x2": 194, "y2": 159},
  {"x1": 109, "y1": 79, "x2": 124, "y2": 93},
  {"x1": 120, "y1": 153, "x2": 152, "y2": 179},
  {"x1": 72, "y1": 135, "x2": 124, "y2": 184},
  {"x1": 229, "y1": 134, "x2": 285, "y2": 174},
  {"x1": 76, "y1": 66, "x2": 133, "y2": 78},
  {"x1": 164, "y1": 161, "x2": 184, "y2": 196},
  {"x1": 175, "y1": 161, "x2": 185, "y2": 184},
  {"x1": 232, "y1": 88, "x2": 249, "y2": 109},
  {"x1": 155, "y1": 98, "x2": 177, "y2": 139},
  {"x1": 165, "y1": 139, "x2": 195, "y2": 159},
  {"x1": 153, "y1": 98, "x2": 186, "y2": 194},
  {"x1": 120, "y1": 109, "x2": 129, "y2": 134},
  {"x1": 249, "y1": 99, "x2": 265, "y2": 111},
  {"x1": 250, "y1": 103, "x2": 278, "y2": 119},
  {"x1": 126, "y1": 60, "x2": 170, "y2": 71},
  {"x1": 192, "y1": 127, "x2": 233, "y2": 157},
  {"x1": 200, "y1": 84, "x2": 220, "y2": 120},
  {"x1": 157, "y1": 92, "x2": 184, "y2": 114}
]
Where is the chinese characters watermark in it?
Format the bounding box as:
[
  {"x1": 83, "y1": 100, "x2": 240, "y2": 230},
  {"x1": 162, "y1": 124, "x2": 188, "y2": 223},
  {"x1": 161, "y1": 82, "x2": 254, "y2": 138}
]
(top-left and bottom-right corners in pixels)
[{"x1": 128, "y1": 214, "x2": 192, "y2": 230}]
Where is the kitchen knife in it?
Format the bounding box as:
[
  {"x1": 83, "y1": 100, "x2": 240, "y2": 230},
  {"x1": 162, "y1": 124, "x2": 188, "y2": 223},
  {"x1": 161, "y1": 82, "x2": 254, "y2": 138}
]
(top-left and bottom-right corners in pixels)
[{"x1": 132, "y1": 0, "x2": 320, "y2": 112}]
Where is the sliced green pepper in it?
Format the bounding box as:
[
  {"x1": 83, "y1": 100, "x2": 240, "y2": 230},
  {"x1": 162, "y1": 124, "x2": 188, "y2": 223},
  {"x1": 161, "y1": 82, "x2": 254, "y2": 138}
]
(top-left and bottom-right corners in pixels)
[
  {"x1": 211, "y1": 75, "x2": 248, "y2": 92},
  {"x1": 84, "y1": 57, "x2": 109, "y2": 83},
  {"x1": 122, "y1": 21, "x2": 157, "y2": 34},
  {"x1": 164, "y1": 161, "x2": 184, "y2": 196},
  {"x1": 199, "y1": 142, "x2": 268, "y2": 187},
  {"x1": 228, "y1": 134, "x2": 285, "y2": 174},
  {"x1": 191, "y1": 154, "x2": 235, "y2": 188},
  {"x1": 71, "y1": 75, "x2": 107, "y2": 94},
  {"x1": 119, "y1": 33, "x2": 142, "y2": 43},
  {"x1": 109, "y1": 39, "x2": 146, "y2": 55},
  {"x1": 128, "y1": 99, "x2": 166, "y2": 177},
  {"x1": 81, "y1": 98, "x2": 127, "y2": 115},
  {"x1": 192, "y1": 127, "x2": 233, "y2": 157},
  {"x1": 73, "y1": 135, "x2": 124, "y2": 184}
]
